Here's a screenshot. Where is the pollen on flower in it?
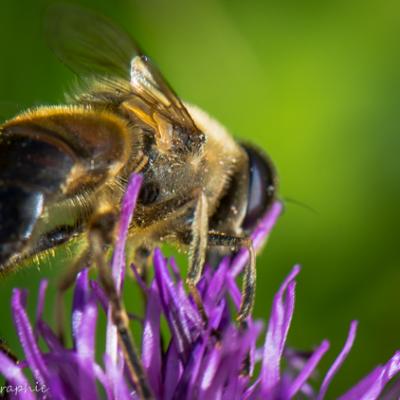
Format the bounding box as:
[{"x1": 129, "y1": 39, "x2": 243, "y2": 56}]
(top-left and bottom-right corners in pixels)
[{"x1": 0, "y1": 173, "x2": 399, "y2": 400}]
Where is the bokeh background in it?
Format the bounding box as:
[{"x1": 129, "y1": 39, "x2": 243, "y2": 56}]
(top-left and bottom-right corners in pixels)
[{"x1": 1, "y1": 0, "x2": 400, "y2": 397}]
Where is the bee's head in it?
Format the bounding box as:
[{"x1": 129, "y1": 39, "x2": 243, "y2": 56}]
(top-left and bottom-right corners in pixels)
[{"x1": 241, "y1": 144, "x2": 277, "y2": 232}]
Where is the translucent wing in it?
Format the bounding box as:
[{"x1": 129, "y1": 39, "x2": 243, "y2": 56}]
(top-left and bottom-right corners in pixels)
[
  {"x1": 45, "y1": 3, "x2": 137, "y2": 78},
  {"x1": 130, "y1": 55, "x2": 199, "y2": 131},
  {"x1": 45, "y1": 3, "x2": 200, "y2": 134}
]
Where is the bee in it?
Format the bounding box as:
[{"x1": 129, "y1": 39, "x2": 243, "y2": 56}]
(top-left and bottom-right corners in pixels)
[{"x1": 0, "y1": 5, "x2": 276, "y2": 396}]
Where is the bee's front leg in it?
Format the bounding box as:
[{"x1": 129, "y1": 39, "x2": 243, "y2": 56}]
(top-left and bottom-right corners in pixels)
[{"x1": 186, "y1": 191, "x2": 209, "y2": 325}]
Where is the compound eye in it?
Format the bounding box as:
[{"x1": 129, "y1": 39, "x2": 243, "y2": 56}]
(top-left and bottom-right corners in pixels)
[{"x1": 242, "y1": 145, "x2": 277, "y2": 232}]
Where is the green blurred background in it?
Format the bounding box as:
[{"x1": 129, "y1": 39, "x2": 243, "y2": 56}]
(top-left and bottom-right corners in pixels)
[{"x1": 1, "y1": 0, "x2": 400, "y2": 397}]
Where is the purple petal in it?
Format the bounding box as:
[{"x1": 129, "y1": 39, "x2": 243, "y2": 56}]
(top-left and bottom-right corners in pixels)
[
  {"x1": 169, "y1": 257, "x2": 181, "y2": 282},
  {"x1": 75, "y1": 294, "x2": 98, "y2": 399},
  {"x1": 12, "y1": 289, "x2": 68, "y2": 398},
  {"x1": 243, "y1": 377, "x2": 261, "y2": 399},
  {"x1": 0, "y1": 352, "x2": 35, "y2": 400},
  {"x1": 201, "y1": 349, "x2": 229, "y2": 400},
  {"x1": 261, "y1": 265, "x2": 300, "y2": 395},
  {"x1": 93, "y1": 363, "x2": 113, "y2": 399},
  {"x1": 37, "y1": 320, "x2": 64, "y2": 352},
  {"x1": 111, "y1": 173, "x2": 143, "y2": 294},
  {"x1": 251, "y1": 202, "x2": 283, "y2": 250},
  {"x1": 34, "y1": 280, "x2": 48, "y2": 338},
  {"x1": 164, "y1": 342, "x2": 183, "y2": 400},
  {"x1": 72, "y1": 269, "x2": 90, "y2": 345},
  {"x1": 176, "y1": 279, "x2": 203, "y2": 329},
  {"x1": 381, "y1": 377, "x2": 400, "y2": 399},
  {"x1": 204, "y1": 257, "x2": 230, "y2": 308},
  {"x1": 90, "y1": 279, "x2": 108, "y2": 312},
  {"x1": 130, "y1": 263, "x2": 149, "y2": 293},
  {"x1": 226, "y1": 273, "x2": 242, "y2": 310},
  {"x1": 339, "y1": 351, "x2": 400, "y2": 400},
  {"x1": 11, "y1": 289, "x2": 49, "y2": 384},
  {"x1": 248, "y1": 321, "x2": 264, "y2": 376},
  {"x1": 142, "y1": 281, "x2": 162, "y2": 398},
  {"x1": 202, "y1": 324, "x2": 259, "y2": 399},
  {"x1": 174, "y1": 339, "x2": 207, "y2": 399},
  {"x1": 42, "y1": 352, "x2": 96, "y2": 400},
  {"x1": 199, "y1": 344, "x2": 222, "y2": 392},
  {"x1": 106, "y1": 173, "x2": 143, "y2": 366},
  {"x1": 317, "y1": 321, "x2": 358, "y2": 400},
  {"x1": 288, "y1": 340, "x2": 330, "y2": 398},
  {"x1": 153, "y1": 248, "x2": 196, "y2": 360},
  {"x1": 223, "y1": 375, "x2": 250, "y2": 400},
  {"x1": 103, "y1": 353, "x2": 135, "y2": 400},
  {"x1": 41, "y1": 353, "x2": 79, "y2": 398},
  {"x1": 208, "y1": 301, "x2": 227, "y2": 332}
]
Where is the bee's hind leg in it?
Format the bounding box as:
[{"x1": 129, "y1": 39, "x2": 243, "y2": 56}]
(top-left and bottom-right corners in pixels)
[{"x1": 88, "y1": 209, "x2": 153, "y2": 400}]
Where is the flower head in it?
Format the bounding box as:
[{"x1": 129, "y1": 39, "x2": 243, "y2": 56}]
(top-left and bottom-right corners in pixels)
[{"x1": 0, "y1": 173, "x2": 399, "y2": 399}]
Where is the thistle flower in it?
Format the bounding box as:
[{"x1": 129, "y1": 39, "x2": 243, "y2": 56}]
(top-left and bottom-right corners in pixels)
[{"x1": 0, "y1": 174, "x2": 399, "y2": 399}]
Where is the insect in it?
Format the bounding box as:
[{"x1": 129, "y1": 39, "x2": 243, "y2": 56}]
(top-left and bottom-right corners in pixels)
[{"x1": 0, "y1": 4, "x2": 277, "y2": 397}]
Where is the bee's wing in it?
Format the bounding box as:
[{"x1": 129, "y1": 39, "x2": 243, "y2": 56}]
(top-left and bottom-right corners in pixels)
[
  {"x1": 45, "y1": 3, "x2": 199, "y2": 132},
  {"x1": 129, "y1": 54, "x2": 199, "y2": 130},
  {"x1": 45, "y1": 3, "x2": 136, "y2": 78}
]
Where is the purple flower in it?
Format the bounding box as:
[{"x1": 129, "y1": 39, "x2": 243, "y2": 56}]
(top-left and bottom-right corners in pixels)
[{"x1": 0, "y1": 173, "x2": 399, "y2": 399}]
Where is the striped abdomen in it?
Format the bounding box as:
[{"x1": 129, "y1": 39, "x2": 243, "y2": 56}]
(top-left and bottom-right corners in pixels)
[{"x1": 0, "y1": 106, "x2": 131, "y2": 270}]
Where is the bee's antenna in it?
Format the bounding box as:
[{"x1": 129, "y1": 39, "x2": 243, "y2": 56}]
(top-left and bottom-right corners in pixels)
[{"x1": 280, "y1": 196, "x2": 319, "y2": 216}]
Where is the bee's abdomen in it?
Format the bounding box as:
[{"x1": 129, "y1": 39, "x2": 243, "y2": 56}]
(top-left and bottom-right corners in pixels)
[
  {"x1": 0, "y1": 132, "x2": 75, "y2": 193},
  {"x1": 0, "y1": 129, "x2": 75, "y2": 269},
  {"x1": 0, "y1": 186, "x2": 44, "y2": 266},
  {"x1": 0, "y1": 106, "x2": 132, "y2": 270}
]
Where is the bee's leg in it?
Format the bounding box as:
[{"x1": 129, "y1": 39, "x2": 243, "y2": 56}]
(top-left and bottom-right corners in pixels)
[
  {"x1": 207, "y1": 232, "x2": 256, "y2": 324},
  {"x1": 88, "y1": 210, "x2": 153, "y2": 400},
  {"x1": 134, "y1": 189, "x2": 209, "y2": 322},
  {"x1": 186, "y1": 192, "x2": 209, "y2": 324}
]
